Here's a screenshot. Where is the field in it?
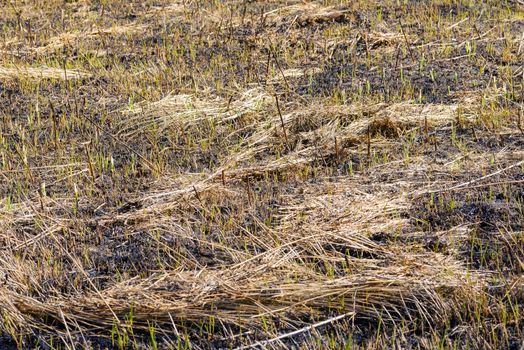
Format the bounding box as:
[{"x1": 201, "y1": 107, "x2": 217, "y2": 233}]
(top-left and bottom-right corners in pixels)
[{"x1": 0, "y1": 0, "x2": 523, "y2": 349}]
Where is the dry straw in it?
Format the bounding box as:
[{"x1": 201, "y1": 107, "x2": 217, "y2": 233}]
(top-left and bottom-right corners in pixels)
[{"x1": 0, "y1": 66, "x2": 91, "y2": 80}]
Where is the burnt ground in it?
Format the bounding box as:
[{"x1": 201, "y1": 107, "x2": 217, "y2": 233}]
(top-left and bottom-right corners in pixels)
[{"x1": 0, "y1": 0, "x2": 524, "y2": 349}]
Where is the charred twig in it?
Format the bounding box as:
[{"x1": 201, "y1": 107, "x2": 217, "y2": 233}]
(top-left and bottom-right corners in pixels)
[
  {"x1": 275, "y1": 94, "x2": 290, "y2": 149},
  {"x1": 399, "y1": 19, "x2": 415, "y2": 62},
  {"x1": 367, "y1": 125, "x2": 372, "y2": 164}
]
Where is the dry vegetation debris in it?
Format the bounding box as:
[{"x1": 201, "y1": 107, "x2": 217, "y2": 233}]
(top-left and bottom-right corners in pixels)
[
  {"x1": 0, "y1": 65, "x2": 91, "y2": 80},
  {"x1": 0, "y1": 0, "x2": 523, "y2": 349}
]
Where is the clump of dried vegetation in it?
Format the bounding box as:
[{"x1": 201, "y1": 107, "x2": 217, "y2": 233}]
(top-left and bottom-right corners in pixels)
[{"x1": 0, "y1": 0, "x2": 523, "y2": 349}]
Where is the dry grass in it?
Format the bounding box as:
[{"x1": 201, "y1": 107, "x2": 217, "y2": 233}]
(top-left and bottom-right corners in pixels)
[
  {"x1": 33, "y1": 24, "x2": 147, "y2": 55},
  {"x1": 0, "y1": 65, "x2": 91, "y2": 80},
  {"x1": 116, "y1": 87, "x2": 271, "y2": 140},
  {"x1": 0, "y1": 0, "x2": 523, "y2": 349}
]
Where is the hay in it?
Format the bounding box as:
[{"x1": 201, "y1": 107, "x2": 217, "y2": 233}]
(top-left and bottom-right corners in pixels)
[
  {"x1": 116, "y1": 87, "x2": 271, "y2": 140},
  {"x1": 0, "y1": 66, "x2": 91, "y2": 80},
  {"x1": 0, "y1": 179, "x2": 481, "y2": 334},
  {"x1": 264, "y1": 3, "x2": 350, "y2": 27},
  {"x1": 34, "y1": 24, "x2": 147, "y2": 54}
]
